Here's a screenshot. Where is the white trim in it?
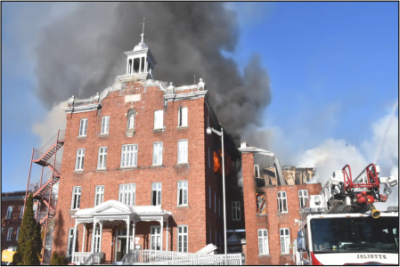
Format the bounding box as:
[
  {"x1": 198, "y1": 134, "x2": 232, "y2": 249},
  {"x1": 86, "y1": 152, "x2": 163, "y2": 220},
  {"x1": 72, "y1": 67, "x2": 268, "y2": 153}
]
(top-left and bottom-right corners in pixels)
[
  {"x1": 94, "y1": 185, "x2": 105, "y2": 207},
  {"x1": 280, "y1": 228, "x2": 290, "y2": 254},
  {"x1": 71, "y1": 186, "x2": 82, "y2": 210},
  {"x1": 119, "y1": 184, "x2": 136, "y2": 206},
  {"x1": 75, "y1": 148, "x2": 85, "y2": 171},
  {"x1": 177, "y1": 140, "x2": 188, "y2": 164},
  {"x1": 177, "y1": 180, "x2": 188, "y2": 206},
  {"x1": 79, "y1": 118, "x2": 88, "y2": 136},
  {"x1": 298, "y1": 190, "x2": 308, "y2": 210},
  {"x1": 101, "y1": 116, "x2": 110, "y2": 134},
  {"x1": 277, "y1": 191, "x2": 288, "y2": 213},
  {"x1": 97, "y1": 147, "x2": 107, "y2": 170},
  {"x1": 258, "y1": 229, "x2": 269, "y2": 255},
  {"x1": 177, "y1": 225, "x2": 188, "y2": 252},
  {"x1": 164, "y1": 90, "x2": 207, "y2": 103},
  {"x1": 120, "y1": 144, "x2": 138, "y2": 168},
  {"x1": 153, "y1": 142, "x2": 163, "y2": 166},
  {"x1": 154, "y1": 110, "x2": 164, "y2": 130},
  {"x1": 150, "y1": 225, "x2": 161, "y2": 250}
]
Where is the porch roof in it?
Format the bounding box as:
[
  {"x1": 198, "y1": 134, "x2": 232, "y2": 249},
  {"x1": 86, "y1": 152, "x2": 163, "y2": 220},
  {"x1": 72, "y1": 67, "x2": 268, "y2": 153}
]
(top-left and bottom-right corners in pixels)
[{"x1": 73, "y1": 200, "x2": 171, "y2": 219}]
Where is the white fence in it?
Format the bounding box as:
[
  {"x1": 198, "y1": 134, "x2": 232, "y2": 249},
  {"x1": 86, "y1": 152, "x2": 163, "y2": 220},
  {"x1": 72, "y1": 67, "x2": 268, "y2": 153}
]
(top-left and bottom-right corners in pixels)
[
  {"x1": 121, "y1": 250, "x2": 244, "y2": 265},
  {"x1": 71, "y1": 252, "x2": 101, "y2": 265}
]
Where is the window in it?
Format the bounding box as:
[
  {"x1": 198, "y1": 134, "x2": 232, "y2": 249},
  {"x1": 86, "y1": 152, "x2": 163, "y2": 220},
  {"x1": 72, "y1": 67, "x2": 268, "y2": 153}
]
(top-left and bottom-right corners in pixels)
[
  {"x1": 178, "y1": 107, "x2": 188, "y2": 127},
  {"x1": 258, "y1": 229, "x2": 269, "y2": 255},
  {"x1": 71, "y1": 187, "x2": 81, "y2": 210},
  {"x1": 6, "y1": 206, "x2": 12, "y2": 219},
  {"x1": 79, "y1": 118, "x2": 88, "y2": 136},
  {"x1": 119, "y1": 184, "x2": 136, "y2": 206},
  {"x1": 219, "y1": 198, "x2": 221, "y2": 217},
  {"x1": 177, "y1": 140, "x2": 188, "y2": 163},
  {"x1": 7, "y1": 228, "x2": 13, "y2": 241},
  {"x1": 94, "y1": 186, "x2": 104, "y2": 207},
  {"x1": 152, "y1": 183, "x2": 162, "y2": 206},
  {"x1": 209, "y1": 186, "x2": 211, "y2": 209},
  {"x1": 254, "y1": 165, "x2": 260, "y2": 178},
  {"x1": 150, "y1": 226, "x2": 161, "y2": 250},
  {"x1": 16, "y1": 227, "x2": 20, "y2": 241},
  {"x1": 298, "y1": 190, "x2": 308, "y2": 210},
  {"x1": 277, "y1": 191, "x2": 288, "y2": 213},
  {"x1": 214, "y1": 192, "x2": 217, "y2": 213},
  {"x1": 177, "y1": 181, "x2": 188, "y2": 206},
  {"x1": 94, "y1": 227, "x2": 101, "y2": 253},
  {"x1": 178, "y1": 225, "x2": 188, "y2": 252},
  {"x1": 97, "y1": 147, "x2": 107, "y2": 169},
  {"x1": 154, "y1": 110, "x2": 164, "y2": 129},
  {"x1": 75, "y1": 148, "x2": 85, "y2": 171},
  {"x1": 121, "y1": 144, "x2": 138, "y2": 168},
  {"x1": 232, "y1": 201, "x2": 241, "y2": 221},
  {"x1": 101, "y1": 116, "x2": 110, "y2": 134},
  {"x1": 280, "y1": 228, "x2": 290, "y2": 254},
  {"x1": 153, "y1": 142, "x2": 163, "y2": 166},
  {"x1": 20, "y1": 206, "x2": 24, "y2": 219},
  {"x1": 66, "y1": 228, "x2": 74, "y2": 256},
  {"x1": 208, "y1": 147, "x2": 211, "y2": 169}
]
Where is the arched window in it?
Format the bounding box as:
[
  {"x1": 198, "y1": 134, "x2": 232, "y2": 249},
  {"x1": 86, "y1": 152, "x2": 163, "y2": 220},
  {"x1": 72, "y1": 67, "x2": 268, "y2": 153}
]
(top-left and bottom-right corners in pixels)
[{"x1": 127, "y1": 109, "x2": 136, "y2": 130}]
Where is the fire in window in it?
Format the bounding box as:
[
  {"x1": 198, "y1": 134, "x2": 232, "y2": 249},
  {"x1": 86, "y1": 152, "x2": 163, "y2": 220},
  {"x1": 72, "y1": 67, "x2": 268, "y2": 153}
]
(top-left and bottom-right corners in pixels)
[{"x1": 256, "y1": 193, "x2": 267, "y2": 214}]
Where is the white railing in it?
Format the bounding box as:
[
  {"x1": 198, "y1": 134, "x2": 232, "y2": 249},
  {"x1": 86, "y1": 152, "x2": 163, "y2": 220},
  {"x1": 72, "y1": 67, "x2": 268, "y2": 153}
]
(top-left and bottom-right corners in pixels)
[
  {"x1": 120, "y1": 250, "x2": 244, "y2": 265},
  {"x1": 72, "y1": 252, "x2": 101, "y2": 265}
]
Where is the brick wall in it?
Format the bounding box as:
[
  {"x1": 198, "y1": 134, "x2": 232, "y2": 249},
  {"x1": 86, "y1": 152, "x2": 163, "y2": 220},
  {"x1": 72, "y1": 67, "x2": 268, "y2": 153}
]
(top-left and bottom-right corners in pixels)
[
  {"x1": 241, "y1": 152, "x2": 322, "y2": 265},
  {"x1": 1, "y1": 192, "x2": 26, "y2": 249}
]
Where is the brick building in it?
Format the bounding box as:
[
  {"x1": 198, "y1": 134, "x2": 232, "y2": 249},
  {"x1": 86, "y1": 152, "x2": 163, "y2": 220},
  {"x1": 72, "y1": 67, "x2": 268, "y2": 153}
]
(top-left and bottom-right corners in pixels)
[
  {"x1": 49, "y1": 33, "x2": 244, "y2": 264},
  {"x1": 239, "y1": 142, "x2": 321, "y2": 265},
  {"x1": 1, "y1": 191, "x2": 30, "y2": 249}
]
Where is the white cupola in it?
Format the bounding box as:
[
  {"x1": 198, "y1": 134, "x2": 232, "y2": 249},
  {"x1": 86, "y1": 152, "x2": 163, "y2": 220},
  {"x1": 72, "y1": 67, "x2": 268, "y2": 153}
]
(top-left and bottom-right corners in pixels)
[{"x1": 124, "y1": 18, "x2": 157, "y2": 80}]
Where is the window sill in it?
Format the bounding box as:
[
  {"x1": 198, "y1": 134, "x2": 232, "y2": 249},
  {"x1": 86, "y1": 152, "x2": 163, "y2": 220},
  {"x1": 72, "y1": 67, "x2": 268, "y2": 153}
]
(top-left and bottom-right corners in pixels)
[
  {"x1": 256, "y1": 213, "x2": 268, "y2": 217},
  {"x1": 119, "y1": 167, "x2": 137, "y2": 171},
  {"x1": 73, "y1": 170, "x2": 84, "y2": 174},
  {"x1": 278, "y1": 212, "x2": 289, "y2": 215},
  {"x1": 258, "y1": 254, "x2": 270, "y2": 258},
  {"x1": 77, "y1": 136, "x2": 87, "y2": 140},
  {"x1": 176, "y1": 126, "x2": 188, "y2": 129},
  {"x1": 280, "y1": 254, "x2": 290, "y2": 256},
  {"x1": 98, "y1": 133, "x2": 109, "y2": 138},
  {"x1": 176, "y1": 205, "x2": 189, "y2": 209},
  {"x1": 151, "y1": 165, "x2": 164, "y2": 169},
  {"x1": 95, "y1": 169, "x2": 107, "y2": 172},
  {"x1": 176, "y1": 162, "x2": 189, "y2": 166},
  {"x1": 153, "y1": 127, "x2": 165, "y2": 133}
]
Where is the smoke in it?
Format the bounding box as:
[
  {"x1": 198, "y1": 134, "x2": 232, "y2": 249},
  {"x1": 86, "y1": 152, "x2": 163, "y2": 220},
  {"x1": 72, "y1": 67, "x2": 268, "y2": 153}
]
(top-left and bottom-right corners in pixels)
[{"x1": 33, "y1": 2, "x2": 272, "y2": 144}]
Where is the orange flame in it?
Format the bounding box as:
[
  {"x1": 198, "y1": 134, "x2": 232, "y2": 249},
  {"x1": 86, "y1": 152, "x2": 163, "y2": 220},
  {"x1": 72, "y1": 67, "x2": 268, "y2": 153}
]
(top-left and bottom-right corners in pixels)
[
  {"x1": 213, "y1": 149, "x2": 233, "y2": 175},
  {"x1": 214, "y1": 151, "x2": 221, "y2": 173}
]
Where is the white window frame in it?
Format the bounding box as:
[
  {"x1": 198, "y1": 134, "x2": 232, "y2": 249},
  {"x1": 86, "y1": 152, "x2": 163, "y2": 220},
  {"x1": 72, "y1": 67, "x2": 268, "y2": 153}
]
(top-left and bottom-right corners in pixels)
[
  {"x1": 94, "y1": 185, "x2": 104, "y2": 207},
  {"x1": 71, "y1": 186, "x2": 81, "y2": 210},
  {"x1": 280, "y1": 228, "x2": 291, "y2": 255},
  {"x1": 209, "y1": 186, "x2": 211, "y2": 209},
  {"x1": 254, "y1": 165, "x2": 260, "y2": 178},
  {"x1": 178, "y1": 107, "x2": 188, "y2": 127},
  {"x1": 150, "y1": 226, "x2": 161, "y2": 250},
  {"x1": 66, "y1": 228, "x2": 74, "y2": 256},
  {"x1": 277, "y1": 191, "x2": 288, "y2": 213},
  {"x1": 101, "y1": 116, "x2": 110, "y2": 134},
  {"x1": 177, "y1": 181, "x2": 188, "y2": 206},
  {"x1": 120, "y1": 144, "x2": 138, "y2": 168},
  {"x1": 152, "y1": 183, "x2": 162, "y2": 206},
  {"x1": 152, "y1": 142, "x2": 163, "y2": 166},
  {"x1": 258, "y1": 229, "x2": 269, "y2": 255},
  {"x1": 93, "y1": 227, "x2": 101, "y2": 253},
  {"x1": 298, "y1": 190, "x2": 308, "y2": 210},
  {"x1": 20, "y1": 206, "x2": 24, "y2": 219},
  {"x1": 177, "y1": 225, "x2": 188, "y2": 253},
  {"x1": 75, "y1": 148, "x2": 85, "y2": 171},
  {"x1": 6, "y1": 206, "x2": 12, "y2": 219},
  {"x1": 177, "y1": 140, "x2": 188, "y2": 163},
  {"x1": 79, "y1": 118, "x2": 88, "y2": 136},
  {"x1": 16, "y1": 227, "x2": 20, "y2": 241},
  {"x1": 154, "y1": 110, "x2": 164, "y2": 129},
  {"x1": 232, "y1": 201, "x2": 241, "y2": 221},
  {"x1": 119, "y1": 184, "x2": 136, "y2": 206},
  {"x1": 97, "y1": 147, "x2": 107, "y2": 170},
  {"x1": 7, "y1": 228, "x2": 13, "y2": 241}
]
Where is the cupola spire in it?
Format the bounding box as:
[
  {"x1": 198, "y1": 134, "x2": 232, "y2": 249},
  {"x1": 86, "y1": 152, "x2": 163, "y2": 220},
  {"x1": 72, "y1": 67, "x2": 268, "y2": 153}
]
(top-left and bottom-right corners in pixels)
[{"x1": 139, "y1": 17, "x2": 148, "y2": 44}]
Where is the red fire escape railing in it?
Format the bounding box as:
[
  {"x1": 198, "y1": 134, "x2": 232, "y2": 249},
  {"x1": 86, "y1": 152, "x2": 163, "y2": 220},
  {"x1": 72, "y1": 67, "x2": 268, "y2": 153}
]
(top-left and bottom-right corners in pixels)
[{"x1": 24, "y1": 130, "x2": 65, "y2": 265}]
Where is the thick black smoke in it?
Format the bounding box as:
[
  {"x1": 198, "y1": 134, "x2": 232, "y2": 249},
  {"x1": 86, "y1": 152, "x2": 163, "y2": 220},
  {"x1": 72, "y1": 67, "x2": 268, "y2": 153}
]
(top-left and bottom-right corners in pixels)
[{"x1": 34, "y1": 2, "x2": 271, "y2": 143}]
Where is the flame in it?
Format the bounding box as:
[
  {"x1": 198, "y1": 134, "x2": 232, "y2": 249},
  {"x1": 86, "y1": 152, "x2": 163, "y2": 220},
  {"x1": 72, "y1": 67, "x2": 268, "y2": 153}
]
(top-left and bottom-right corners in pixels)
[
  {"x1": 213, "y1": 149, "x2": 233, "y2": 175},
  {"x1": 256, "y1": 193, "x2": 267, "y2": 214},
  {"x1": 213, "y1": 151, "x2": 221, "y2": 173}
]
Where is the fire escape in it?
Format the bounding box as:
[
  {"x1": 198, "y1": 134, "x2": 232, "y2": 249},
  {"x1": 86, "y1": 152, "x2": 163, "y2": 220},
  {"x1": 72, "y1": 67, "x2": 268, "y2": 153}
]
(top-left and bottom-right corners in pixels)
[{"x1": 24, "y1": 130, "x2": 65, "y2": 264}]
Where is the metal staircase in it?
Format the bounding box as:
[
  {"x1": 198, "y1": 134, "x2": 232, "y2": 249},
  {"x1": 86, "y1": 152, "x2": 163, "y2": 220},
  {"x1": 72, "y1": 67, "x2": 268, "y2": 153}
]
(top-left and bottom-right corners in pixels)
[{"x1": 24, "y1": 130, "x2": 65, "y2": 264}]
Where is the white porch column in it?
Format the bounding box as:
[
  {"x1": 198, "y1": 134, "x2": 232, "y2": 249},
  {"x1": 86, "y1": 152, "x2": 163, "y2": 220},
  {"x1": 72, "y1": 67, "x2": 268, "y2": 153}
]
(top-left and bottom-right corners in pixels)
[
  {"x1": 126, "y1": 217, "x2": 130, "y2": 252},
  {"x1": 82, "y1": 224, "x2": 86, "y2": 252},
  {"x1": 91, "y1": 219, "x2": 97, "y2": 253},
  {"x1": 160, "y1": 218, "x2": 163, "y2": 251},
  {"x1": 166, "y1": 218, "x2": 169, "y2": 252},
  {"x1": 72, "y1": 221, "x2": 78, "y2": 260},
  {"x1": 144, "y1": 58, "x2": 148, "y2": 73},
  {"x1": 139, "y1": 57, "x2": 142, "y2": 73},
  {"x1": 131, "y1": 220, "x2": 136, "y2": 251},
  {"x1": 126, "y1": 59, "x2": 129, "y2": 74}
]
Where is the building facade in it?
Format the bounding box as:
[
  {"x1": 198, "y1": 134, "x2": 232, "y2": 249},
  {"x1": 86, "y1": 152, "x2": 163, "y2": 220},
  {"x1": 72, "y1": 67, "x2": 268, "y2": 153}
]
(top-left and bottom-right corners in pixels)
[
  {"x1": 239, "y1": 142, "x2": 322, "y2": 265},
  {"x1": 51, "y1": 33, "x2": 243, "y2": 264},
  {"x1": 1, "y1": 191, "x2": 29, "y2": 249}
]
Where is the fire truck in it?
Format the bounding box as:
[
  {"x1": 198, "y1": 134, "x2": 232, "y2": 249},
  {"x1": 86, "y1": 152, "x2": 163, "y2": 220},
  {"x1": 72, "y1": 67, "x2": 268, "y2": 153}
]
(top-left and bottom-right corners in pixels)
[{"x1": 291, "y1": 163, "x2": 399, "y2": 265}]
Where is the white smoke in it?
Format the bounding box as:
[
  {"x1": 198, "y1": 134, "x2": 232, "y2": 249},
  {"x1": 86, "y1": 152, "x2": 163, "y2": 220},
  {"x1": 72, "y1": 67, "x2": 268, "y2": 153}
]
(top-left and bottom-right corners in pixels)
[{"x1": 296, "y1": 108, "x2": 398, "y2": 208}]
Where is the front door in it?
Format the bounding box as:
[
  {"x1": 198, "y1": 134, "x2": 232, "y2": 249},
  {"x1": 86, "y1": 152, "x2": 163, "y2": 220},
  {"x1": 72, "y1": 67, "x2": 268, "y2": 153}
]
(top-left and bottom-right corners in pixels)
[
  {"x1": 150, "y1": 226, "x2": 161, "y2": 250},
  {"x1": 116, "y1": 237, "x2": 127, "y2": 262}
]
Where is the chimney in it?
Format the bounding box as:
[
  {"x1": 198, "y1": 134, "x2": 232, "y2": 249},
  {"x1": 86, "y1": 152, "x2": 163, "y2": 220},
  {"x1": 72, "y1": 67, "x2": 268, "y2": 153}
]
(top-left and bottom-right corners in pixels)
[{"x1": 240, "y1": 142, "x2": 248, "y2": 148}]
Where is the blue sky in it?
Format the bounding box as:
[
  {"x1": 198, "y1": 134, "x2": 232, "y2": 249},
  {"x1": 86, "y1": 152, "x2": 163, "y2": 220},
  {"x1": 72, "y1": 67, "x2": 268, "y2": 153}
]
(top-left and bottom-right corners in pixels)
[{"x1": 2, "y1": 2, "x2": 398, "y2": 192}]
